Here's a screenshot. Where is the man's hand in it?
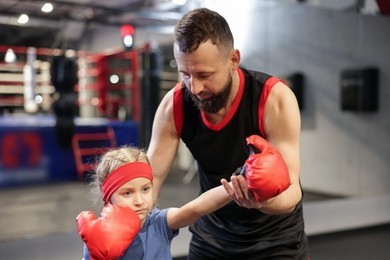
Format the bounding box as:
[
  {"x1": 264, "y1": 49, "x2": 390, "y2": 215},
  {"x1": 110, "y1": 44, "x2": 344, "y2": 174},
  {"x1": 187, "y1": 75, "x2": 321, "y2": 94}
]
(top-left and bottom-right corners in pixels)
[
  {"x1": 221, "y1": 134, "x2": 291, "y2": 208},
  {"x1": 245, "y1": 135, "x2": 291, "y2": 201},
  {"x1": 221, "y1": 176, "x2": 264, "y2": 209}
]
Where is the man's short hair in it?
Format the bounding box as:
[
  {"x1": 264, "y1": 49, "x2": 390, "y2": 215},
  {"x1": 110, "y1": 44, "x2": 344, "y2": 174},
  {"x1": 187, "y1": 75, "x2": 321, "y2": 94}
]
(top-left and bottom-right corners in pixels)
[{"x1": 174, "y1": 8, "x2": 234, "y2": 55}]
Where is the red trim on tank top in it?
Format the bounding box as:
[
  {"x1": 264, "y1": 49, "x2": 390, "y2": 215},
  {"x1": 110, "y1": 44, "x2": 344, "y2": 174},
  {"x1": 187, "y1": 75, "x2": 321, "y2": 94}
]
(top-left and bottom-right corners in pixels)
[
  {"x1": 258, "y1": 76, "x2": 280, "y2": 138},
  {"x1": 201, "y1": 68, "x2": 245, "y2": 131},
  {"x1": 173, "y1": 82, "x2": 183, "y2": 136}
]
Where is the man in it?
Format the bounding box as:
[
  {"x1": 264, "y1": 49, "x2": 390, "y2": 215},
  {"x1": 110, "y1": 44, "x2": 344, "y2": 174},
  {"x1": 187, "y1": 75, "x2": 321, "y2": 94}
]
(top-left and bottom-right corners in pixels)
[{"x1": 147, "y1": 8, "x2": 309, "y2": 259}]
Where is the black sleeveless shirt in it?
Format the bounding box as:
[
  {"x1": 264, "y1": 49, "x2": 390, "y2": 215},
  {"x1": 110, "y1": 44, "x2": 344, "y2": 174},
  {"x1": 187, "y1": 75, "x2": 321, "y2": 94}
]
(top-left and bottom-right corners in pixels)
[{"x1": 173, "y1": 68, "x2": 309, "y2": 259}]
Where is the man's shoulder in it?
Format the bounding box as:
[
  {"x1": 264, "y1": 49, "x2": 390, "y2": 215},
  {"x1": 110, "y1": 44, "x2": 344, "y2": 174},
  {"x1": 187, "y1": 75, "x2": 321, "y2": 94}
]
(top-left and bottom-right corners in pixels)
[{"x1": 240, "y1": 67, "x2": 273, "y2": 84}]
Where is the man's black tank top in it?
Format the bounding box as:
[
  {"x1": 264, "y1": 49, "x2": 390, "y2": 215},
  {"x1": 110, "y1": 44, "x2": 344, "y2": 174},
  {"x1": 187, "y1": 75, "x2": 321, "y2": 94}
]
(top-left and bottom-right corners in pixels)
[{"x1": 173, "y1": 68, "x2": 308, "y2": 259}]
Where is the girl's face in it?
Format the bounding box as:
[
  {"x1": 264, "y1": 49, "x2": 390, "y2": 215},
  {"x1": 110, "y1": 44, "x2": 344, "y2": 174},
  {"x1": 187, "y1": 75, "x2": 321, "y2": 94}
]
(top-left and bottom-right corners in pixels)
[{"x1": 110, "y1": 177, "x2": 154, "y2": 226}]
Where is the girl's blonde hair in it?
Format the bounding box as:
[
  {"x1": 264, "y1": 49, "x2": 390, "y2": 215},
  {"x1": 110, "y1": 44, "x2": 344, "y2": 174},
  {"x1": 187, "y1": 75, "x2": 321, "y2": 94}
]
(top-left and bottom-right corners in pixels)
[{"x1": 89, "y1": 145, "x2": 149, "y2": 204}]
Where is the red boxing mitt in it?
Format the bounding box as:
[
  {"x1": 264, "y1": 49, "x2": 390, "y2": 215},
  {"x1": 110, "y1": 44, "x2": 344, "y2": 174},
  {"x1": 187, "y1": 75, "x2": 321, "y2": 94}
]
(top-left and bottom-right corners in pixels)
[
  {"x1": 245, "y1": 135, "x2": 291, "y2": 202},
  {"x1": 76, "y1": 204, "x2": 141, "y2": 260}
]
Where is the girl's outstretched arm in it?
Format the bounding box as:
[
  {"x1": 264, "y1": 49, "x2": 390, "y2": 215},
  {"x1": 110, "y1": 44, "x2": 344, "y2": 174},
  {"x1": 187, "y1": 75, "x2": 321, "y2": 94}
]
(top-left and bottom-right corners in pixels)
[{"x1": 167, "y1": 183, "x2": 232, "y2": 230}]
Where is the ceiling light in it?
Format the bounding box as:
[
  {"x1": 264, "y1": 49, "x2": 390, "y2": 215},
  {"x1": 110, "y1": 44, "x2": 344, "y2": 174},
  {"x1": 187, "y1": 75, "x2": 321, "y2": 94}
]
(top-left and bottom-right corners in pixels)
[
  {"x1": 123, "y1": 35, "x2": 133, "y2": 49},
  {"x1": 110, "y1": 74, "x2": 120, "y2": 84},
  {"x1": 5, "y1": 48, "x2": 16, "y2": 63},
  {"x1": 35, "y1": 95, "x2": 43, "y2": 104},
  {"x1": 121, "y1": 24, "x2": 135, "y2": 50},
  {"x1": 18, "y1": 14, "x2": 29, "y2": 24},
  {"x1": 41, "y1": 3, "x2": 54, "y2": 13}
]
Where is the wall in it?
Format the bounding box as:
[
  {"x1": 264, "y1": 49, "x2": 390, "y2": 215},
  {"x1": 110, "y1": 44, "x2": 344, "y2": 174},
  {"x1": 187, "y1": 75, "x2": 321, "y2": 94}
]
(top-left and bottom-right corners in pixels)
[{"x1": 205, "y1": 0, "x2": 390, "y2": 196}]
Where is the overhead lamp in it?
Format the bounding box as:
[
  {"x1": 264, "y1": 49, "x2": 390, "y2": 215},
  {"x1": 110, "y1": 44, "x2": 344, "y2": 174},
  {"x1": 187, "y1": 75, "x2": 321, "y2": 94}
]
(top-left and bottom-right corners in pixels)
[
  {"x1": 110, "y1": 74, "x2": 120, "y2": 84},
  {"x1": 123, "y1": 35, "x2": 133, "y2": 49},
  {"x1": 5, "y1": 48, "x2": 16, "y2": 63},
  {"x1": 18, "y1": 14, "x2": 29, "y2": 24},
  {"x1": 35, "y1": 95, "x2": 43, "y2": 104},
  {"x1": 41, "y1": 3, "x2": 54, "y2": 13},
  {"x1": 121, "y1": 24, "x2": 135, "y2": 50}
]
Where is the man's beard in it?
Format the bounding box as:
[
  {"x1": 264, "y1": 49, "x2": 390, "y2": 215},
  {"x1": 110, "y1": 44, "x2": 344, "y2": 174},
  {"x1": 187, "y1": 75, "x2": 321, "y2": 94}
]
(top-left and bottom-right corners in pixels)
[{"x1": 189, "y1": 74, "x2": 232, "y2": 114}]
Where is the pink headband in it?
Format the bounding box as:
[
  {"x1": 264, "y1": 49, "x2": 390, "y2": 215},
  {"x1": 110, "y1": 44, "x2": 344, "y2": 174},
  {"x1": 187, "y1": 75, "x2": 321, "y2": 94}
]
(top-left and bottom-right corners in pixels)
[{"x1": 102, "y1": 162, "x2": 153, "y2": 204}]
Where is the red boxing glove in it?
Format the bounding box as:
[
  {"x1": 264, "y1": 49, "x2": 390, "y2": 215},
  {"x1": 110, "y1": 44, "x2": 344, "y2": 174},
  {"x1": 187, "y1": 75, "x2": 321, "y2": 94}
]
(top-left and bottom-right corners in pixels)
[
  {"x1": 245, "y1": 135, "x2": 291, "y2": 202},
  {"x1": 76, "y1": 204, "x2": 141, "y2": 260}
]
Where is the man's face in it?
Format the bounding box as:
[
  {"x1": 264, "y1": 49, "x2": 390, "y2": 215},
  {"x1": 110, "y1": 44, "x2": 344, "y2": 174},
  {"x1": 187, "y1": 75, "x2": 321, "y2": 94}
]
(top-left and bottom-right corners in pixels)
[
  {"x1": 174, "y1": 40, "x2": 233, "y2": 114},
  {"x1": 188, "y1": 72, "x2": 232, "y2": 113}
]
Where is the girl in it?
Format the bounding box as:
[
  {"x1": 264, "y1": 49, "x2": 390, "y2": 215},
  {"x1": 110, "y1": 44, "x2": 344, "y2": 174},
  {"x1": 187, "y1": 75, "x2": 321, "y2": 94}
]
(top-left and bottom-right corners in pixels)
[{"x1": 76, "y1": 146, "x2": 232, "y2": 260}]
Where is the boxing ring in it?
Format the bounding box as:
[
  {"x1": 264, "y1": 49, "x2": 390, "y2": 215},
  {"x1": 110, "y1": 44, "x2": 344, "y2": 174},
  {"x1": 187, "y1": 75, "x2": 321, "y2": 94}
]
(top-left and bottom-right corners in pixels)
[{"x1": 0, "y1": 115, "x2": 138, "y2": 188}]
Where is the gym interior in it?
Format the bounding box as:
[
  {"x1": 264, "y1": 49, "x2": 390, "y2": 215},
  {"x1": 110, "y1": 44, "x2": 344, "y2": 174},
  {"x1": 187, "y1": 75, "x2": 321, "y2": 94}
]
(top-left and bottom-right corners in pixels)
[{"x1": 0, "y1": 1, "x2": 389, "y2": 259}]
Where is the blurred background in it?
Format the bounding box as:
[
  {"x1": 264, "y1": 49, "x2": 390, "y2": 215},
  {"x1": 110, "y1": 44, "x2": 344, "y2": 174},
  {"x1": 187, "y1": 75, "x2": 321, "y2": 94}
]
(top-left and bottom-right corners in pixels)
[{"x1": 0, "y1": 0, "x2": 389, "y2": 259}]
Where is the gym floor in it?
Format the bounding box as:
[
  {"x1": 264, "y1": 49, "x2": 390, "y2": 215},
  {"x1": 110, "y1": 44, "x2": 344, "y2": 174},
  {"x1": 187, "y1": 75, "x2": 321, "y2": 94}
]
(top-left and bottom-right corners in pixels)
[{"x1": 0, "y1": 169, "x2": 389, "y2": 260}]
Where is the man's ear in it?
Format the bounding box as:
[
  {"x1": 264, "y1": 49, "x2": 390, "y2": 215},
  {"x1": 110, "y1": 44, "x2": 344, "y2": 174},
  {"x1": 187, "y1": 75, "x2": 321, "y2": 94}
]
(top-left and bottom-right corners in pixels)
[{"x1": 230, "y1": 49, "x2": 241, "y2": 70}]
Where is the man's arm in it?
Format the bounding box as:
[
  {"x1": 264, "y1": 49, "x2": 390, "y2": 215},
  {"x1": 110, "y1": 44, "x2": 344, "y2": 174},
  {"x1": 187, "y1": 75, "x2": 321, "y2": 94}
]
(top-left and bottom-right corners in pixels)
[
  {"x1": 147, "y1": 88, "x2": 180, "y2": 198},
  {"x1": 222, "y1": 81, "x2": 302, "y2": 214}
]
